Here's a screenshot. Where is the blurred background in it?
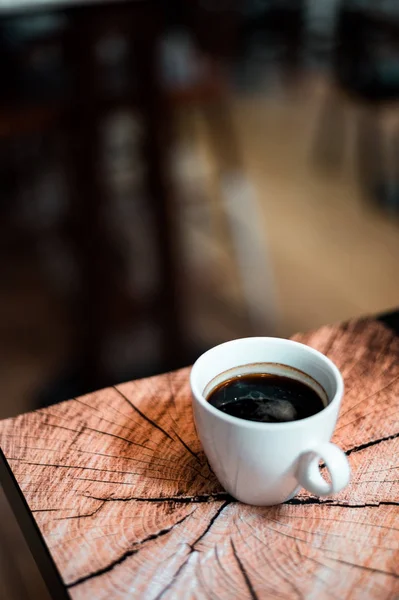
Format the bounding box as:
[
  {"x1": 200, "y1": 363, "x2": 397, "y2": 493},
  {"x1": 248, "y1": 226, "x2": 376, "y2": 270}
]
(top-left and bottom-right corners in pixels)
[{"x1": 1, "y1": 1, "x2": 399, "y2": 595}]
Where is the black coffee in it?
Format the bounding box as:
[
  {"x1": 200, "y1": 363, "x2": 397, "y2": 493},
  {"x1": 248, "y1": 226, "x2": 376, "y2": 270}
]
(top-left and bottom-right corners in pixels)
[{"x1": 207, "y1": 373, "x2": 325, "y2": 423}]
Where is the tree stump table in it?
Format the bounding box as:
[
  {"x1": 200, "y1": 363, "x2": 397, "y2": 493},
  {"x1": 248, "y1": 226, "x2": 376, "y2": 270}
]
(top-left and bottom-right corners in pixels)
[{"x1": 1, "y1": 314, "x2": 399, "y2": 599}]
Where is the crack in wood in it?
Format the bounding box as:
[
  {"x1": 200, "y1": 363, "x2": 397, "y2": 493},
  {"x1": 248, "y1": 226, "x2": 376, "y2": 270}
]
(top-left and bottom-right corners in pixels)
[
  {"x1": 169, "y1": 428, "x2": 203, "y2": 466},
  {"x1": 286, "y1": 497, "x2": 334, "y2": 506},
  {"x1": 230, "y1": 538, "x2": 259, "y2": 600},
  {"x1": 113, "y1": 386, "x2": 174, "y2": 441},
  {"x1": 165, "y1": 374, "x2": 204, "y2": 466},
  {"x1": 75, "y1": 475, "x2": 183, "y2": 485},
  {"x1": 189, "y1": 501, "x2": 231, "y2": 551},
  {"x1": 83, "y1": 426, "x2": 156, "y2": 452},
  {"x1": 31, "y1": 508, "x2": 75, "y2": 513},
  {"x1": 42, "y1": 421, "x2": 84, "y2": 435},
  {"x1": 349, "y1": 372, "x2": 399, "y2": 410},
  {"x1": 154, "y1": 501, "x2": 231, "y2": 600},
  {"x1": 73, "y1": 402, "x2": 155, "y2": 446},
  {"x1": 6, "y1": 458, "x2": 184, "y2": 479},
  {"x1": 327, "y1": 556, "x2": 399, "y2": 579},
  {"x1": 66, "y1": 512, "x2": 192, "y2": 589},
  {"x1": 286, "y1": 498, "x2": 399, "y2": 508},
  {"x1": 79, "y1": 492, "x2": 398, "y2": 509},
  {"x1": 39, "y1": 417, "x2": 169, "y2": 456},
  {"x1": 82, "y1": 492, "x2": 232, "y2": 504},
  {"x1": 68, "y1": 447, "x2": 200, "y2": 470},
  {"x1": 214, "y1": 544, "x2": 237, "y2": 595},
  {"x1": 53, "y1": 503, "x2": 105, "y2": 521},
  {"x1": 345, "y1": 431, "x2": 399, "y2": 457}
]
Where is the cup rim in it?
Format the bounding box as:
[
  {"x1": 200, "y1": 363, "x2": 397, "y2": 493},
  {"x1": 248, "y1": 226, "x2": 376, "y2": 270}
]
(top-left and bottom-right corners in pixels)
[{"x1": 190, "y1": 337, "x2": 344, "y2": 430}]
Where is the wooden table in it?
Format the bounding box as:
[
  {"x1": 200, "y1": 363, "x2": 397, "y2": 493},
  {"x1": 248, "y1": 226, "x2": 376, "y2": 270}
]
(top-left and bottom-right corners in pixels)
[{"x1": 1, "y1": 312, "x2": 399, "y2": 599}]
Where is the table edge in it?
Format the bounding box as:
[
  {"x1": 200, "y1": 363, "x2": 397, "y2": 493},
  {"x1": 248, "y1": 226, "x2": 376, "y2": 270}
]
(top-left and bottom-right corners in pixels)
[{"x1": 0, "y1": 447, "x2": 70, "y2": 600}]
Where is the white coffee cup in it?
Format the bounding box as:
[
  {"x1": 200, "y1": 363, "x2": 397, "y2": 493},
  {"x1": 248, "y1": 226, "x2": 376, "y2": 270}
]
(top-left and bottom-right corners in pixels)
[{"x1": 190, "y1": 337, "x2": 350, "y2": 506}]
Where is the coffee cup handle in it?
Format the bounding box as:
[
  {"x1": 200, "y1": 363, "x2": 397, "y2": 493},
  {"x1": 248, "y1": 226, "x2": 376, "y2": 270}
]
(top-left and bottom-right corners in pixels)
[{"x1": 297, "y1": 442, "x2": 351, "y2": 496}]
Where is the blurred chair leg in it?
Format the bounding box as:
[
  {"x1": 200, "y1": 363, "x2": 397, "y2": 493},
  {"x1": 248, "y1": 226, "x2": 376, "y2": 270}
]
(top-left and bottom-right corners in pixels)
[
  {"x1": 134, "y1": 33, "x2": 187, "y2": 368},
  {"x1": 374, "y1": 116, "x2": 399, "y2": 214},
  {"x1": 55, "y1": 9, "x2": 114, "y2": 394},
  {"x1": 201, "y1": 99, "x2": 277, "y2": 335},
  {"x1": 66, "y1": 114, "x2": 112, "y2": 389},
  {"x1": 355, "y1": 107, "x2": 385, "y2": 202},
  {"x1": 312, "y1": 86, "x2": 347, "y2": 172},
  {"x1": 393, "y1": 124, "x2": 399, "y2": 210}
]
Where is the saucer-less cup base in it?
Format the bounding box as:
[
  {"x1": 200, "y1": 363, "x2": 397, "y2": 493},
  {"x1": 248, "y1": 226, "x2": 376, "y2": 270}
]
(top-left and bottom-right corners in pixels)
[{"x1": 190, "y1": 337, "x2": 351, "y2": 506}]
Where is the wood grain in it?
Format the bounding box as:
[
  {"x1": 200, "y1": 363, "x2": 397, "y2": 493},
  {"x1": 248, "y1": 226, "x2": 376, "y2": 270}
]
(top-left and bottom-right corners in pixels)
[{"x1": 1, "y1": 318, "x2": 399, "y2": 599}]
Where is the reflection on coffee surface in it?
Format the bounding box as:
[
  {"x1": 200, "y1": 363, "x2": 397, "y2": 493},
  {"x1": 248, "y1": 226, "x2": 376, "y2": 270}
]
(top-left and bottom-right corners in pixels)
[{"x1": 206, "y1": 373, "x2": 325, "y2": 423}]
